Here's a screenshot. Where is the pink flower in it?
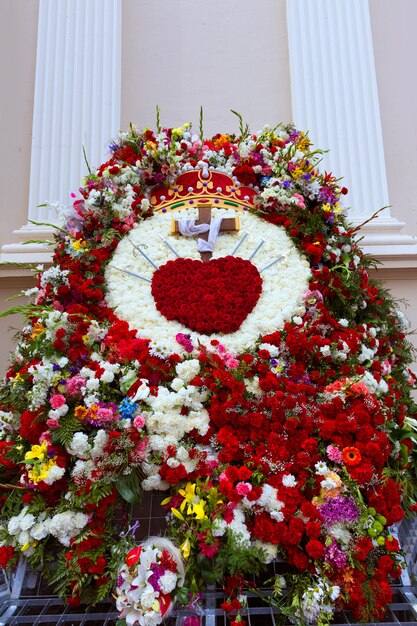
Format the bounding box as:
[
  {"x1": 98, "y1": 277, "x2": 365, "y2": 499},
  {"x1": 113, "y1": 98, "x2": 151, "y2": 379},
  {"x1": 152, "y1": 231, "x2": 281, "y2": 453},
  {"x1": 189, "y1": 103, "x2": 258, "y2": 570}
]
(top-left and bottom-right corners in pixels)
[
  {"x1": 133, "y1": 415, "x2": 145, "y2": 429},
  {"x1": 381, "y1": 360, "x2": 391, "y2": 376},
  {"x1": 293, "y1": 193, "x2": 306, "y2": 208},
  {"x1": 226, "y1": 357, "x2": 239, "y2": 369},
  {"x1": 39, "y1": 431, "x2": 52, "y2": 444},
  {"x1": 236, "y1": 482, "x2": 252, "y2": 496},
  {"x1": 95, "y1": 407, "x2": 116, "y2": 423},
  {"x1": 350, "y1": 381, "x2": 369, "y2": 396},
  {"x1": 50, "y1": 394, "x2": 66, "y2": 409},
  {"x1": 326, "y1": 445, "x2": 343, "y2": 464},
  {"x1": 66, "y1": 376, "x2": 86, "y2": 396},
  {"x1": 46, "y1": 418, "x2": 60, "y2": 429}
]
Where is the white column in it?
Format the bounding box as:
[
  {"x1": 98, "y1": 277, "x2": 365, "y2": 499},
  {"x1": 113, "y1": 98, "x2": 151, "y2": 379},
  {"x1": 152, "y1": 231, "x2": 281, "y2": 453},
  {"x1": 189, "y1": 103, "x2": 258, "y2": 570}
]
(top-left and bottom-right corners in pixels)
[
  {"x1": 1, "y1": 0, "x2": 121, "y2": 262},
  {"x1": 286, "y1": 0, "x2": 416, "y2": 255}
]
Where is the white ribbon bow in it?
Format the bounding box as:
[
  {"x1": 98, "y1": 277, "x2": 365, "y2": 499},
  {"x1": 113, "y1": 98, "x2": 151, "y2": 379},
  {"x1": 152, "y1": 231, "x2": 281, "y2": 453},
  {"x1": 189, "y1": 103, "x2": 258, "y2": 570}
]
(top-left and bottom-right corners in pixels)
[{"x1": 178, "y1": 217, "x2": 223, "y2": 253}]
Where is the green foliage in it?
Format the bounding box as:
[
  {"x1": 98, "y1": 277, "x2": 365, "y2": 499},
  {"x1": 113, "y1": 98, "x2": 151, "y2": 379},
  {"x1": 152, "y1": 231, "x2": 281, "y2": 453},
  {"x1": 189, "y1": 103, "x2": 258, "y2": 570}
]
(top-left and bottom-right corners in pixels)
[
  {"x1": 116, "y1": 468, "x2": 143, "y2": 505},
  {"x1": 53, "y1": 414, "x2": 85, "y2": 448}
]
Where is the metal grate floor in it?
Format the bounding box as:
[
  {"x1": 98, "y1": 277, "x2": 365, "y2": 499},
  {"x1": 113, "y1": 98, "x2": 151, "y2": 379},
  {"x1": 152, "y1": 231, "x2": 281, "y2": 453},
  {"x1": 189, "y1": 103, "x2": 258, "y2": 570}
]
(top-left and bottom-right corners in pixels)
[
  {"x1": 2, "y1": 494, "x2": 417, "y2": 625},
  {"x1": 1, "y1": 588, "x2": 417, "y2": 626}
]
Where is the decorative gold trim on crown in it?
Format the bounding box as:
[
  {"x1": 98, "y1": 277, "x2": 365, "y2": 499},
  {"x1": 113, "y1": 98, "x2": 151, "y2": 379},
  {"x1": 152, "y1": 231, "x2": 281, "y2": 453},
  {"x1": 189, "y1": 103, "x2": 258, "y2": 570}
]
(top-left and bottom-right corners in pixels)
[{"x1": 150, "y1": 169, "x2": 257, "y2": 213}]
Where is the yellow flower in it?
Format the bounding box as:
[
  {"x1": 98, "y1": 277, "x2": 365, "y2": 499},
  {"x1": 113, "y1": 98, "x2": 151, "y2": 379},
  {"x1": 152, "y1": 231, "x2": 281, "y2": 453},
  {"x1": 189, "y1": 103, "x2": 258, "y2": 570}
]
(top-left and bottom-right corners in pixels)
[
  {"x1": 190, "y1": 501, "x2": 207, "y2": 520},
  {"x1": 180, "y1": 538, "x2": 191, "y2": 558},
  {"x1": 171, "y1": 507, "x2": 185, "y2": 522},
  {"x1": 291, "y1": 167, "x2": 304, "y2": 179},
  {"x1": 322, "y1": 203, "x2": 342, "y2": 214},
  {"x1": 12, "y1": 373, "x2": 24, "y2": 386},
  {"x1": 296, "y1": 133, "x2": 311, "y2": 152},
  {"x1": 71, "y1": 239, "x2": 89, "y2": 253},
  {"x1": 28, "y1": 458, "x2": 57, "y2": 485},
  {"x1": 25, "y1": 442, "x2": 48, "y2": 461},
  {"x1": 179, "y1": 482, "x2": 197, "y2": 512}
]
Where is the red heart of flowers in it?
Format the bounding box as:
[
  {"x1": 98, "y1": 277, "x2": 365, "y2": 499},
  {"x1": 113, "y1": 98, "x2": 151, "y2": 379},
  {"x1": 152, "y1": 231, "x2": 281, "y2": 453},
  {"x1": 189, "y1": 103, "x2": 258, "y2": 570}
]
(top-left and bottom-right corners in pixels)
[{"x1": 151, "y1": 256, "x2": 263, "y2": 334}]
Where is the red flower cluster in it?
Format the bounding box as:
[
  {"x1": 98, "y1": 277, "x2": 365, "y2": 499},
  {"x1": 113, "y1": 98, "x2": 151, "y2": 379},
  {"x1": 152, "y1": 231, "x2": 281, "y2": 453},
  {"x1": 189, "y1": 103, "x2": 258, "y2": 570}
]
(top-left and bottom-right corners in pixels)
[{"x1": 151, "y1": 256, "x2": 262, "y2": 334}]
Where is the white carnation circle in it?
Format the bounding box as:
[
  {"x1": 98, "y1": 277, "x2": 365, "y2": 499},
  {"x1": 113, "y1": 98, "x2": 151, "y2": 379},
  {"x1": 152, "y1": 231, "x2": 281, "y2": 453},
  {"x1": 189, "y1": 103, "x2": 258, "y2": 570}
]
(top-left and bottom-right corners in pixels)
[{"x1": 105, "y1": 208, "x2": 311, "y2": 355}]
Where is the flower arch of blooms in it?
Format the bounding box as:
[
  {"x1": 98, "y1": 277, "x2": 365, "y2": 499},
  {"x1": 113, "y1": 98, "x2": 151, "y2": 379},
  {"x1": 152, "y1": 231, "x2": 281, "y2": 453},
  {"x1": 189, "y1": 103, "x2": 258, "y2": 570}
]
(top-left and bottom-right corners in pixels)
[{"x1": 0, "y1": 119, "x2": 416, "y2": 625}]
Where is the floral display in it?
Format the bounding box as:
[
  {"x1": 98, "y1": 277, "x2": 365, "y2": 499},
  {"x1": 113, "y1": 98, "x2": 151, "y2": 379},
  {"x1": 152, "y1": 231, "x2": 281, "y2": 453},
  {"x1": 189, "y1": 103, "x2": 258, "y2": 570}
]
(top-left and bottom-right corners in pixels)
[
  {"x1": 0, "y1": 116, "x2": 416, "y2": 625},
  {"x1": 116, "y1": 537, "x2": 185, "y2": 626}
]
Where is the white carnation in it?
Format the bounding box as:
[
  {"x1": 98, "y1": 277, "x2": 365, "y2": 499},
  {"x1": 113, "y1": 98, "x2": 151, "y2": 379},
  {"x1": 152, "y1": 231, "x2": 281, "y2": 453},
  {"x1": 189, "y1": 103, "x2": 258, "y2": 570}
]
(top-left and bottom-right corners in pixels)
[{"x1": 158, "y1": 570, "x2": 178, "y2": 594}]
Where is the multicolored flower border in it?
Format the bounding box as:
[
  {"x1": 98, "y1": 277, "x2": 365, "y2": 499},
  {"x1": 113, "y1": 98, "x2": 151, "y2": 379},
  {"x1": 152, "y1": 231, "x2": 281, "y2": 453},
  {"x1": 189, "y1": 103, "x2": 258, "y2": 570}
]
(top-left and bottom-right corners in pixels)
[{"x1": 0, "y1": 118, "x2": 416, "y2": 625}]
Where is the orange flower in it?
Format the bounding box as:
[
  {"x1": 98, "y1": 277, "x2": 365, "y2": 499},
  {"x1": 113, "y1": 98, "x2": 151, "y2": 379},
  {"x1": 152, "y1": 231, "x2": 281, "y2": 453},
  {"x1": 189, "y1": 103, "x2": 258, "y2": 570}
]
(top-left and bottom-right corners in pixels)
[
  {"x1": 342, "y1": 446, "x2": 362, "y2": 466},
  {"x1": 74, "y1": 406, "x2": 88, "y2": 421},
  {"x1": 30, "y1": 323, "x2": 44, "y2": 339}
]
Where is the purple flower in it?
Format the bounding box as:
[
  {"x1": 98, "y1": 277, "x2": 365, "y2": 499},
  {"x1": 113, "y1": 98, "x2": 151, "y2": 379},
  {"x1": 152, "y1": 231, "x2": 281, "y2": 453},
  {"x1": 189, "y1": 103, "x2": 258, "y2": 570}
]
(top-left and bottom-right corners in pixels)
[
  {"x1": 148, "y1": 563, "x2": 166, "y2": 592},
  {"x1": 325, "y1": 540, "x2": 347, "y2": 569},
  {"x1": 319, "y1": 495, "x2": 360, "y2": 525}
]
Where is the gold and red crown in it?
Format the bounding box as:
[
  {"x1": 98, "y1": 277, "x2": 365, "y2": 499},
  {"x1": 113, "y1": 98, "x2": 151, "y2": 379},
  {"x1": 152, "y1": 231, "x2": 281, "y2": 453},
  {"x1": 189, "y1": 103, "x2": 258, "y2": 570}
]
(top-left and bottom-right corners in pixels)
[{"x1": 149, "y1": 169, "x2": 257, "y2": 213}]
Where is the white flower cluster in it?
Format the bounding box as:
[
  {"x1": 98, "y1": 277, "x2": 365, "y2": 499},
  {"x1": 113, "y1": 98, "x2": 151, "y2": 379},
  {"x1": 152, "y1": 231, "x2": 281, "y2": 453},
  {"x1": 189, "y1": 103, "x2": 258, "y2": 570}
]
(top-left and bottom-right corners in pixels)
[
  {"x1": 299, "y1": 576, "x2": 340, "y2": 624},
  {"x1": 244, "y1": 484, "x2": 285, "y2": 522},
  {"x1": 0, "y1": 410, "x2": 17, "y2": 437},
  {"x1": 70, "y1": 430, "x2": 109, "y2": 482},
  {"x1": 44, "y1": 310, "x2": 69, "y2": 340},
  {"x1": 116, "y1": 540, "x2": 183, "y2": 626},
  {"x1": 7, "y1": 507, "x2": 88, "y2": 550},
  {"x1": 39, "y1": 266, "x2": 70, "y2": 290},
  {"x1": 28, "y1": 357, "x2": 69, "y2": 409},
  {"x1": 360, "y1": 371, "x2": 389, "y2": 395},
  {"x1": 105, "y1": 208, "x2": 310, "y2": 355},
  {"x1": 143, "y1": 384, "x2": 209, "y2": 453}
]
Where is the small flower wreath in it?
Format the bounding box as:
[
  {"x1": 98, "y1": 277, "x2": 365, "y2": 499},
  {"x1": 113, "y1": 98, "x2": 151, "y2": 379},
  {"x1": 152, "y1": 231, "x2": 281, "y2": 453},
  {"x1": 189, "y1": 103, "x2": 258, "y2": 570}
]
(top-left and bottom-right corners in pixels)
[{"x1": 0, "y1": 117, "x2": 416, "y2": 625}]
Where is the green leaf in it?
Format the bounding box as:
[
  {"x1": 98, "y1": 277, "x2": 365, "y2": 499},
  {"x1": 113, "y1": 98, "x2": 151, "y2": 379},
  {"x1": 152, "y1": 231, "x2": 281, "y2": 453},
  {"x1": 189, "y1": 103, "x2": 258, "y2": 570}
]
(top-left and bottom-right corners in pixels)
[
  {"x1": 116, "y1": 469, "x2": 142, "y2": 504},
  {"x1": 401, "y1": 443, "x2": 409, "y2": 465}
]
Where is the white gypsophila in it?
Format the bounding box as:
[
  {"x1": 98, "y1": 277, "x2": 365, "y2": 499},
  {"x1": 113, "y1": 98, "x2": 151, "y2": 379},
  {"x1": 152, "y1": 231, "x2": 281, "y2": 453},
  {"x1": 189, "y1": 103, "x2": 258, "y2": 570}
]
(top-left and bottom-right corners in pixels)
[
  {"x1": 71, "y1": 459, "x2": 94, "y2": 482},
  {"x1": 67, "y1": 432, "x2": 91, "y2": 458},
  {"x1": 105, "y1": 208, "x2": 311, "y2": 356},
  {"x1": 175, "y1": 359, "x2": 201, "y2": 382},
  {"x1": 395, "y1": 309, "x2": 410, "y2": 331}
]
